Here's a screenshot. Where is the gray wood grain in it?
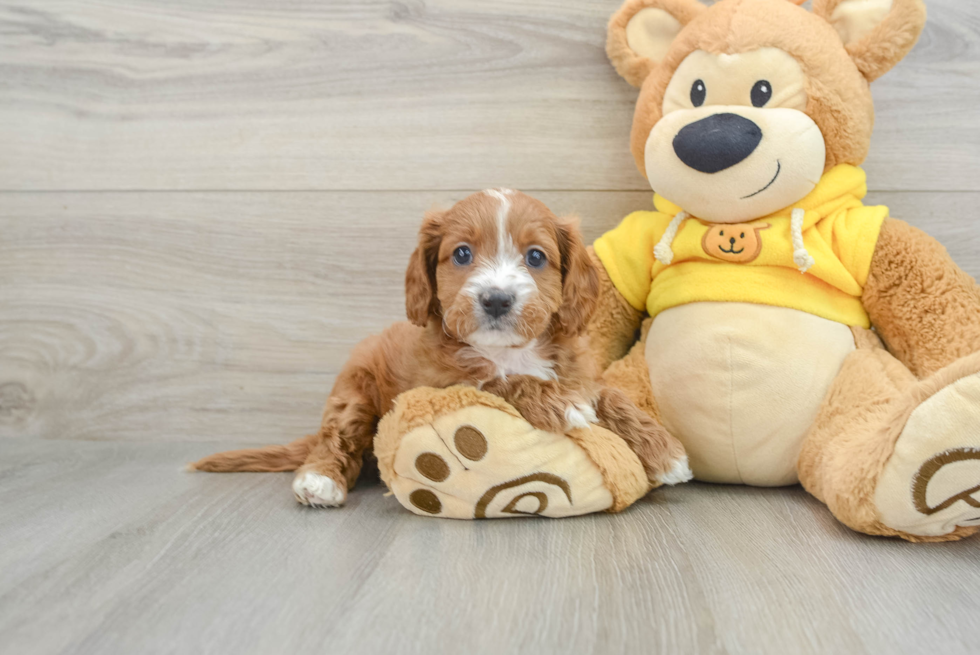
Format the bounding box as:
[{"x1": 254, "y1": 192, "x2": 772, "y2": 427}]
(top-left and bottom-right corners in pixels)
[
  {"x1": 3, "y1": 190, "x2": 977, "y2": 445},
  {"x1": 2, "y1": 1, "x2": 980, "y2": 653},
  {"x1": 0, "y1": 0, "x2": 977, "y2": 192},
  {"x1": 0, "y1": 438, "x2": 977, "y2": 655}
]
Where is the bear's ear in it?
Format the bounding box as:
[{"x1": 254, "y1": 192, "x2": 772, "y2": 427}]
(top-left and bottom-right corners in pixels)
[
  {"x1": 607, "y1": 0, "x2": 705, "y2": 88},
  {"x1": 812, "y1": 0, "x2": 926, "y2": 82}
]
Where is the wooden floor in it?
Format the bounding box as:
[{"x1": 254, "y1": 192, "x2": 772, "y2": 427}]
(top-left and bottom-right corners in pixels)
[
  {"x1": 1, "y1": 0, "x2": 979, "y2": 653},
  {"x1": 0, "y1": 439, "x2": 978, "y2": 655}
]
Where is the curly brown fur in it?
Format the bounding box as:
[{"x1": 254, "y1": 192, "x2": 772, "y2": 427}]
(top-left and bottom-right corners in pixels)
[
  {"x1": 191, "y1": 190, "x2": 680, "y2": 504},
  {"x1": 189, "y1": 434, "x2": 317, "y2": 473},
  {"x1": 482, "y1": 372, "x2": 597, "y2": 436},
  {"x1": 595, "y1": 386, "x2": 687, "y2": 486}
]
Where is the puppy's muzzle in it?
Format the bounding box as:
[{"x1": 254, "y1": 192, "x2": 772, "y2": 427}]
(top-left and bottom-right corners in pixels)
[{"x1": 480, "y1": 290, "x2": 515, "y2": 319}]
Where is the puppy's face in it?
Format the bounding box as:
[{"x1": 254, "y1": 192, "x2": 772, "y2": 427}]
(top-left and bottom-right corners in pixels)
[{"x1": 405, "y1": 189, "x2": 598, "y2": 347}]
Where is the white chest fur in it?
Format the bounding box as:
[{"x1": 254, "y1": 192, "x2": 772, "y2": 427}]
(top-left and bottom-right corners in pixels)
[{"x1": 463, "y1": 341, "x2": 557, "y2": 381}]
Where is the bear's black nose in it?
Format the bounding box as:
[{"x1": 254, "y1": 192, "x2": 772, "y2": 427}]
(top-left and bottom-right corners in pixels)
[
  {"x1": 672, "y1": 113, "x2": 763, "y2": 174},
  {"x1": 730, "y1": 237, "x2": 736, "y2": 244}
]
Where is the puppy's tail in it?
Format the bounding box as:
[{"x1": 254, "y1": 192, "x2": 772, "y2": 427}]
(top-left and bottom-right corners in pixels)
[{"x1": 188, "y1": 434, "x2": 317, "y2": 472}]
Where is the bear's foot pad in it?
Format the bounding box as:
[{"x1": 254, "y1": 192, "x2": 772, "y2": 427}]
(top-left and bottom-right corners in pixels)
[
  {"x1": 876, "y1": 369, "x2": 980, "y2": 537},
  {"x1": 374, "y1": 386, "x2": 649, "y2": 519}
]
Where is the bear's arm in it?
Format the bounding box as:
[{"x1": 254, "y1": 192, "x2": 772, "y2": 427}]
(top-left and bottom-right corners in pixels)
[
  {"x1": 863, "y1": 217, "x2": 980, "y2": 378},
  {"x1": 586, "y1": 246, "x2": 644, "y2": 372}
]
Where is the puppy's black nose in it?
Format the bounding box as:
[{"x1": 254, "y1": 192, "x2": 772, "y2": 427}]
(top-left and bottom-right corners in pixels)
[
  {"x1": 672, "y1": 113, "x2": 763, "y2": 174},
  {"x1": 480, "y1": 291, "x2": 514, "y2": 319}
]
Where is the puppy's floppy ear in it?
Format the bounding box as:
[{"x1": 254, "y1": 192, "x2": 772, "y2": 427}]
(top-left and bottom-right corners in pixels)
[
  {"x1": 607, "y1": 0, "x2": 705, "y2": 88},
  {"x1": 405, "y1": 210, "x2": 444, "y2": 327},
  {"x1": 812, "y1": 0, "x2": 926, "y2": 82},
  {"x1": 555, "y1": 217, "x2": 600, "y2": 337}
]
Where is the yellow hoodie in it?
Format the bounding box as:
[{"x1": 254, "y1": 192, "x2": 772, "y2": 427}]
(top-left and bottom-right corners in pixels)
[{"x1": 593, "y1": 165, "x2": 888, "y2": 328}]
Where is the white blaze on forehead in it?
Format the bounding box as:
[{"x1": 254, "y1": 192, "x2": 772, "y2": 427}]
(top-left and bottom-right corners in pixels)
[
  {"x1": 467, "y1": 189, "x2": 535, "y2": 304},
  {"x1": 483, "y1": 187, "x2": 516, "y2": 256}
]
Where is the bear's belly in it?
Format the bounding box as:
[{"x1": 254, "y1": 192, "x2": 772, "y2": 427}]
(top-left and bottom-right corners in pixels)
[{"x1": 646, "y1": 302, "x2": 855, "y2": 486}]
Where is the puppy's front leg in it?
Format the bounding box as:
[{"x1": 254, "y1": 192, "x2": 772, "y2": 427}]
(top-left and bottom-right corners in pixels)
[
  {"x1": 482, "y1": 375, "x2": 597, "y2": 434},
  {"x1": 595, "y1": 386, "x2": 692, "y2": 487}
]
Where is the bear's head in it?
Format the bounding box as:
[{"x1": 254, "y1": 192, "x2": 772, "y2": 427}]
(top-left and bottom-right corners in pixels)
[{"x1": 607, "y1": 0, "x2": 926, "y2": 224}]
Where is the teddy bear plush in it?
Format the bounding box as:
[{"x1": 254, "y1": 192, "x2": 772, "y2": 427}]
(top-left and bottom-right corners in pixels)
[
  {"x1": 586, "y1": 0, "x2": 980, "y2": 542},
  {"x1": 378, "y1": 0, "x2": 980, "y2": 540}
]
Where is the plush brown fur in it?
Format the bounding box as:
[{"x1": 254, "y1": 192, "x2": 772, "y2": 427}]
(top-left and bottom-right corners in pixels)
[
  {"x1": 608, "y1": 0, "x2": 925, "y2": 179},
  {"x1": 597, "y1": 0, "x2": 979, "y2": 542},
  {"x1": 606, "y1": 0, "x2": 705, "y2": 88},
  {"x1": 375, "y1": 385, "x2": 526, "y2": 453},
  {"x1": 191, "y1": 190, "x2": 685, "y2": 498},
  {"x1": 812, "y1": 0, "x2": 927, "y2": 83},
  {"x1": 599, "y1": 319, "x2": 663, "y2": 426},
  {"x1": 562, "y1": 422, "x2": 652, "y2": 510},
  {"x1": 798, "y1": 337, "x2": 980, "y2": 542},
  {"x1": 585, "y1": 247, "x2": 644, "y2": 372},
  {"x1": 863, "y1": 218, "x2": 980, "y2": 379}
]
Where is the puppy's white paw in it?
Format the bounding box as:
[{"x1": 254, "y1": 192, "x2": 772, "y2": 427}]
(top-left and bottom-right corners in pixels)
[
  {"x1": 292, "y1": 471, "x2": 346, "y2": 507},
  {"x1": 657, "y1": 456, "x2": 694, "y2": 486},
  {"x1": 564, "y1": 402, "x2": 599, "y2": 431}
]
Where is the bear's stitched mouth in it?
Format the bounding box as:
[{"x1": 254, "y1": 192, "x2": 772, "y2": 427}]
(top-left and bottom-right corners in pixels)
[
  {"x1": 718, "y1": 244, "x2": 745, "y2": 254},
  {"x1": 740, "y1": 160, "x2": 781, "y2": 199}
]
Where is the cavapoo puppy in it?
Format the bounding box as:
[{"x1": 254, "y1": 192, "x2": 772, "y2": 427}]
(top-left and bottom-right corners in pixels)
[{"x1": 192, "y1": 189, "x2": 690, "y2": 506}]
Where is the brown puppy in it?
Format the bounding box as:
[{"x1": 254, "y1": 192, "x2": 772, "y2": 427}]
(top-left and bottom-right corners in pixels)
[{"x1": 191, "y1": 189, "x2": 690, "y2": 506}]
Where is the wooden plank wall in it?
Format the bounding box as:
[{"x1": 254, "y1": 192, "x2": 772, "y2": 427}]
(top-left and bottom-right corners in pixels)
[{"x1": 2, "y1": 0, "x2": 979, "y2": 445}]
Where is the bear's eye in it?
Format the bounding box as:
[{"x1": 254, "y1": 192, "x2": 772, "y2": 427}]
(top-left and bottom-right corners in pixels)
[
  {"x1": 751, "y1": 80, "x2": 772, "y2": 107},
  {"x1": 719, "y1": 230, "x2": 724, "y2": 236},
  {"x1": 740, "y1": 232, "x2": 745, "y2": 238},
  {"x1": 690, "y1": 79, "x2": 706, "y2": 107},
  {"x1": 452, "y1": 245, "x2": 472, "y2": 266}
]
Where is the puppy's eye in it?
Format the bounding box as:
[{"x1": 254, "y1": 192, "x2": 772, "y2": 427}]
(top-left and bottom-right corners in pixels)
[
  {"x1": 690, "y1": 79, "x2": 706, "y2": 107},
  {"x1": 751, "y1": 80, "x2": 772, "y2": 107},
  {"x1": 525, "y1": 248, "x2": 547, "y2": 269},
  {"x1": 452, "y1": 245, "x2": 472, "y2": 266}
]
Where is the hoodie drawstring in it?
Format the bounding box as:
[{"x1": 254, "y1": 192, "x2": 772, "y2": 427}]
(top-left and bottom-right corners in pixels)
[
  {"x1": 791, "y1": 208, "x2": 815, "y2": 274},
  {"x1": 653, "y1": 211, "x2": 689, "y2": 266}
]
